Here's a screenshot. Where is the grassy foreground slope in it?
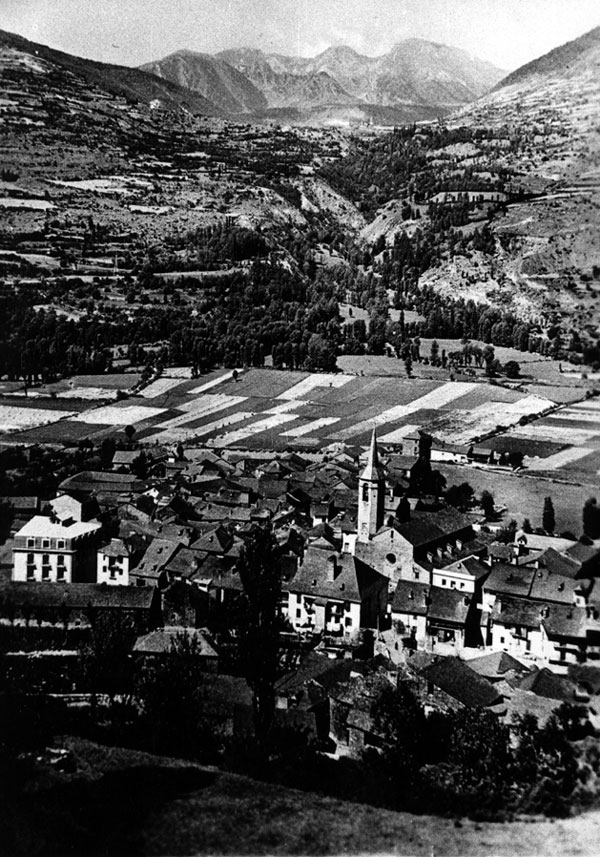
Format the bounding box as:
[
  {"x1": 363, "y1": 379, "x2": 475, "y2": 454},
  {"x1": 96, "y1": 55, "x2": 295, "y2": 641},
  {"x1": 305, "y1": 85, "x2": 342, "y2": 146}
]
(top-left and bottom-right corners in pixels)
[{"x1": 6, "y1": 737, "x2": 600, "y2": 856}]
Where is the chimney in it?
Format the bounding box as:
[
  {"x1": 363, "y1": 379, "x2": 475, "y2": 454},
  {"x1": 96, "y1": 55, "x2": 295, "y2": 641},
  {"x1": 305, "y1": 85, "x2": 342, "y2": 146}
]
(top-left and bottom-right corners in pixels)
[
  {"x1": 437, "y1": 547, "x2": 444, "y2": 560},
  {"x1": 456, "y1": 539, "x2": 463, "y2": 552}
]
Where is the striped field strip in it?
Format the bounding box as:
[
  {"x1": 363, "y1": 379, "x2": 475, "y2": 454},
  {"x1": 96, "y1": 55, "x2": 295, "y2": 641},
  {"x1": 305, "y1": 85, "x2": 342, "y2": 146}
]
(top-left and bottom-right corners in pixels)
[{"x1": 331, "y1": 382, "x2": 479, "y2": 440}]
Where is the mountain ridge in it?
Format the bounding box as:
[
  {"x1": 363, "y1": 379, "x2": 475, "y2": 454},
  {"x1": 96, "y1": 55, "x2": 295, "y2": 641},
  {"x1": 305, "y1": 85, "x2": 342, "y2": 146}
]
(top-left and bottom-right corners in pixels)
[
  {"x1": 140, "y1": 50, "x2": 268, "y2": 113},
  {"x1": 144, "y1": 39, "x2": 506, "y2": 121},
  {"x1": 0, "y1": 28, "x2": 219, "y2": 116},
  {"x1": 495, "y1": 25, "x2": 600, "y2": 89}
]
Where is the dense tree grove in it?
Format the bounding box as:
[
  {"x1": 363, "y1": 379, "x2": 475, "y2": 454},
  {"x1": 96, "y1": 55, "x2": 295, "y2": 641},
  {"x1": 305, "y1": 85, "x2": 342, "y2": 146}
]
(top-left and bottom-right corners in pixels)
[
  {"x1": 321, "y1": 124, "x2": 510, "y2": 221},
  {"x1": 0, "y1": 223, "x2": 346, "y2": 381}
]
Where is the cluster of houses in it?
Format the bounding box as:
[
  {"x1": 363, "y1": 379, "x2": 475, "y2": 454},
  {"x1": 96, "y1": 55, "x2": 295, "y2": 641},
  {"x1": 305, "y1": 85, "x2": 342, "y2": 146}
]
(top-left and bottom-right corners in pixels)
[{"x1": 2, "y1": 429, "x2": 600, "y2": 752}]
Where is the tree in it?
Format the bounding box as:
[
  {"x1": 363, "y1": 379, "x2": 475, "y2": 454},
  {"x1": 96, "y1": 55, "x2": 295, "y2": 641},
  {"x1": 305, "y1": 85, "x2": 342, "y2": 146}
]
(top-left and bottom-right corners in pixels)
[
  {"x1": 124, "y1": 424, "x2": 136, "y2": 442},
  {"x1": 582, "y1": 497, "x2": 600, "y2": 539},
  {"x1": 370, "y1": 681, "x2": 427, "y2": 804},
  {"x1": 235, "y1": 526, "x2": 283, "y2": 748},
  {"x1": 542, "y1": 496, "x2": 555, "y2": 534},
  {"x1": 80, "y1": 611, "x2": 138, "y2": 700},
  {"x1": 504, "y1": 360, "x2": 520, "y2": 378},
  {"x1": 100, "y1": 437, "x2": 116, "y2": 468},
  {"x1": 447, "y1": 708, "x2": 512, "y2": 804},
  {"x1": 135, "y1": 632, "x2": 215, "y2": 759},
  {"x1": 445, "y1": 482, "x2": 474, "y2": 512},
  {"x1": 522, "y1": 518, "x2": 533, "y2": 534},
  {"x1": 0, "y1": 499, "x2": 14, "y2": 544},
  {"x1": 480, "y1": 489, "x2": 495, "y2": 520}
]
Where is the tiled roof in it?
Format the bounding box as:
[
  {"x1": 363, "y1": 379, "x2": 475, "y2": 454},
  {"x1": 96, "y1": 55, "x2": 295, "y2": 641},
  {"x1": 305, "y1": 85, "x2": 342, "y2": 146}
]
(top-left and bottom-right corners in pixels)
[
  {"x1": 427, "y1": 587, "x2": 471, "y2": 625},
  {"x1": 542, "y1": 604, "x2": 588, "y2": 639},
  {"x1": 15, "y1": 515, "x2": 101, "y2": 540},
  {"x1": 135, "y1": 538, "x2": 179, "y2": 579},
  {"x1": 0, "y1": 580, "x2": 154, "y2": 610},
  {"x1": 133, "y1": 626, "x2": 218, "y2": 657},
  {"x1": 465, "y1": 650, "x2": 529, "y2": 680},
  {"x1": 518, "y1": 667, "x2": 577, "y2": 701},
  {"x1": 59, "y1": 471, "x2": 147, "y2": 494},
  {"x1": 491, "y1": 595, "x2": 546, "y2": 629},
  {"x1": 484, "y1": 564, "x2": 535, "y2": 597},
  {"x1": 397, "y1": 507, "x2": 472, "y2": 548},
  {"x1": 419, "y1": 656, "x2": 501, "y2": 708},
  {"x1": 528, "y1": 569, "x2": 581, "y2": 604},
  {"x1": 538, "y1": 547, "x2": 581, "y2": 578},
  {"x1": 391, "y1": 580, "x2": 430, "y2": 616},
  {"x1": 285, "y1": 549, "x2": 384, "y2": 604},
  {"x1": 163, "y1": 546, "x2": 207, "y2": 579}
]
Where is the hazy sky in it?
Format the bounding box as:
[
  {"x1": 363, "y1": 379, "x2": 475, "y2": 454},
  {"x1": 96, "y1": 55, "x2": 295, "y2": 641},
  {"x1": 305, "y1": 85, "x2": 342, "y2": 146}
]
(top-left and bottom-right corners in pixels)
[{"x1": 2, "y1": 0, "x2": 599, "y2": 71}]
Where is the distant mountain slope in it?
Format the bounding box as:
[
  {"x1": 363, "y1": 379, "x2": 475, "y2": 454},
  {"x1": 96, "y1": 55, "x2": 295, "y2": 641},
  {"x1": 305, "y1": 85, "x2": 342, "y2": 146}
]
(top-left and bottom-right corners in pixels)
[
  {"x1": 0, "y1": 29, "x2": 218, "y2": 115},
  {"x1": 496, "y1": 25, "x2": 600, "y2": 88},
  {"x1": 423, "y1": 26, "x2": 600, "y2": 334},
  {"x1": 140, "y1": 50, "x2": 267, "y2": 114},
  {"x1": 218, "y1": 40, "x2": 505, "y2": 113},
  {"x1": 216, "y1": 48, "x2": 355, "y2": 108},
  {"x1": 306, "y1": 40, "x2": 504, "y2": 107}
]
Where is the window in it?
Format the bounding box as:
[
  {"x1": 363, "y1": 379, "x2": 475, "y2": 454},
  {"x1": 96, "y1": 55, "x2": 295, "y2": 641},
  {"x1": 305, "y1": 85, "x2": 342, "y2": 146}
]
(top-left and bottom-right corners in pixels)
[
  {"x1": 441, "y1": 578, "x2": 447, "y2": 586},
  {"x1": 362, "y1": 484, "x2": 369, "y2": 502},
  {"x1": 42, "y1": 539, "x2": 50, "y2": 549},
  {"x1": 414, "y1": 571, "x2": 420, "y2": 580},
  {"x1": 26, "y1": 564, "x2": 35, "y2": 581},
  {"x1": 57, "y1": 540, "x2": 65, "y2": 549},
  {"x1": 296, "y1": 608, "x2": 301, "y2": 618},
  {"x1": 450, "y1": 581, "x2": 456, "y2": 589},
  {"x1": 345, "y1": 617, "x2": 352, "y2": 627},
  {"x1": 386, "y1": 553, "x2": 397, "y2": 565},
  {"x1": 27, "y1": 538, "x2": 34, "y2": 548}
]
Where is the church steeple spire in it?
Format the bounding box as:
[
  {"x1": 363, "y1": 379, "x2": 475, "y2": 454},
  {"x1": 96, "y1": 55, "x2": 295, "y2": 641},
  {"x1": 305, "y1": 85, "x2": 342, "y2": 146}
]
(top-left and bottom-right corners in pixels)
[
  {"x1": 360, "y1": 429, "x2": 384, "y2": 482},
  {"x1": 357, "y1": 429, "x2": 385, "y2": 542}
]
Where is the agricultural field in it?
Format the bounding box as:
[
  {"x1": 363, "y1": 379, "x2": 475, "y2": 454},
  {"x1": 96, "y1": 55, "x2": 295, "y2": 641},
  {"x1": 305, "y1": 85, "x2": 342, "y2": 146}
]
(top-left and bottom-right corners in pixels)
[
  {"x1": 499, "y1": 397, "x2": 600, "y2": 480},
  {"x1": 1, "y1": 366, "x2": 589, "y2": 459}
]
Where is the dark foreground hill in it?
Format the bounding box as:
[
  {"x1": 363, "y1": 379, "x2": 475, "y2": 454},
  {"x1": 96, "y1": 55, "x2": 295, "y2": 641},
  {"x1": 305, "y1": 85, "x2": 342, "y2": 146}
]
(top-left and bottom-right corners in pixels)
[{"x1": 4, "y1": 736, "x2": 600, "y2": 856}]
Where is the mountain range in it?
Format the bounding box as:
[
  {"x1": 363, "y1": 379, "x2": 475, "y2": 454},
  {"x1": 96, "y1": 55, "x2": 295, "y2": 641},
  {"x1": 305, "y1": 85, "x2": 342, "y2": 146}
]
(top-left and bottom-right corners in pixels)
[{"x1": 141, "y1": 40, "x2": 506, "y2": 122}]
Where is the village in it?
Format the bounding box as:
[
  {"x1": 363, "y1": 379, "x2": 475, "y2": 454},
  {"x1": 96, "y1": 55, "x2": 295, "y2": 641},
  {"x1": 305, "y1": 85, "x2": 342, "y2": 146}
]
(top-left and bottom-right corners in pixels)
[{"x1": 2, "y1": 414, "x2": 600, "y2": 760}]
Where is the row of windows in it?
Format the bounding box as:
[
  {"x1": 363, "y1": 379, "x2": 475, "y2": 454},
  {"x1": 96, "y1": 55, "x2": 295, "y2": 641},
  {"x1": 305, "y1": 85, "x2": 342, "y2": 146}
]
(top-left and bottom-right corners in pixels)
[
  {"x1": 27, "y1": 553, "x2": 66, "y2": 566},
  {"x1": 295, "y1": 609, "x2": 352, "y2": 627},
  {"x1": 27, "y1": 565, "x2": 66, "y2": 580},
  {"x1": 26, "y1": 538, "x2": 66, "y2": 549}
]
